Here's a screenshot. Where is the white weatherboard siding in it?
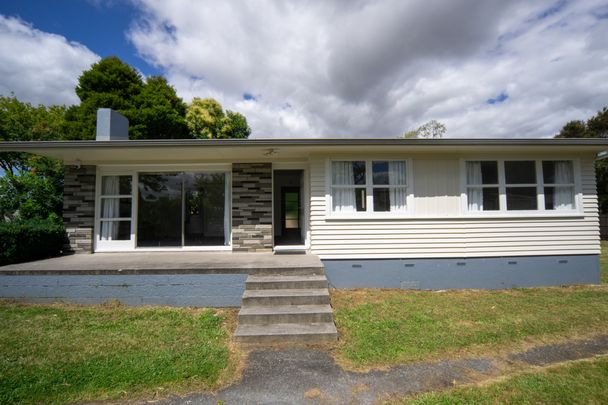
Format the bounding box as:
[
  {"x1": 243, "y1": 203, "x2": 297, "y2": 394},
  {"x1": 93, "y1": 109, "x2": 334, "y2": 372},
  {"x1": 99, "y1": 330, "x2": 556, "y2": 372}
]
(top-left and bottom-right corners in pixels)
[{"x1": 309, "y1": 155, "x2": 600, "y2": 259}]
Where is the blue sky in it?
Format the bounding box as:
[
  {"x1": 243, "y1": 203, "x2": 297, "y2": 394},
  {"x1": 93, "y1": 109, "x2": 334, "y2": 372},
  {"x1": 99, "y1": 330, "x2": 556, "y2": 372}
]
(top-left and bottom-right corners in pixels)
[
  {"x1": 0, "y1": 1, "x2": 607, "y2": 138},
  {"x1": 0, "y1": 0, "x2": 159, "y2": 77}
]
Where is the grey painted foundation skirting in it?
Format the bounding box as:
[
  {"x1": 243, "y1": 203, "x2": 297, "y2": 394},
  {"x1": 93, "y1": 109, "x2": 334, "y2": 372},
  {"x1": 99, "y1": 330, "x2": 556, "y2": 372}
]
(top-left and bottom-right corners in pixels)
[
  {"x1": 323, "y1": 255, "x2": 600, "y2": 290},
  {"x1": 0, "y1": 274, "x2": 246, "y2": 307}
]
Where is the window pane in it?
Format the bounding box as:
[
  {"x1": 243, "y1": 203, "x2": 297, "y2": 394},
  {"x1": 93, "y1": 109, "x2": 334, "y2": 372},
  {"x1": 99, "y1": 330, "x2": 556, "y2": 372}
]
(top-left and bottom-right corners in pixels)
[
  {"x1": 373, "y1": 188, "x2": 390, "y2": 211},
  {"x1": 505, "y1": 161, "x2": 536, "y2": 184},
  {"x1": 184, "y1": 173, "x2": 226, "y2": 246},
  {"x1": 545, "y1": 186, "x2": 574, "y2": 210},
  {"x1": 481, "y1": 161, "x2": 498, "y2": 184},
  {"x1": 137, "y1": 173, "x2": 182, "y2": 247},
  {"x1": 466, "y1": 161, "x2": 498, "y2": 185},
  {"x1": 100, "y1": 198, "x2": 131, "y2": 218},
  {"x1": 543, "y1": 161, "x2": 573, "y2": 184},
  {"x1": 388, "y1": 161, "x2": 407, "y2": 185},
  {"x1": 355, "y1": 188, "x2": 366, "y2": 211},
  {"x1": 353, "y1": 161, "x2": 366, "y2": 185},
  {"x1": 100, "y1": 221, "x2": 130, "y2": 241},
  {"x1": 506, "y1": 187, "x2": 537, "y2": 210},
  {"x1": 284, "y1": 191, "x2": 300, "y2": 229},
  {"x1": 332, "y1": 161, "x2": 366, "y2": 185},
  {"x1": 332, "y1": 188, "x2": 353, "y2": 212},
  {"x1": 390, "y1": 187, "x2": 407, "y2": 211},
  {"x1": 483, "y1": 187, "x2": 500, "y2": 210},
  {"x1": 467, "y1": 187, "x2": 499, "y2": 211},
  {"x1": 372, "y1": 161, "x2": 389, "y2": 185},
  {"x1": 102, "y1": 175, "x2": 131, "y2": 195}
]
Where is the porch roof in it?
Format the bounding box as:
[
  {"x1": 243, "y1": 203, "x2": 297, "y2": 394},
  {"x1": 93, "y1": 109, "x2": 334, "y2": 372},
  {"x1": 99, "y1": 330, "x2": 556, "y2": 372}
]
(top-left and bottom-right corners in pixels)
[
  {"x1": 0, "y1": 252, "x2": 323, "y2": 275},
  {"x1": 1, "y1": 138, "x2": 607, "y2": 165}
]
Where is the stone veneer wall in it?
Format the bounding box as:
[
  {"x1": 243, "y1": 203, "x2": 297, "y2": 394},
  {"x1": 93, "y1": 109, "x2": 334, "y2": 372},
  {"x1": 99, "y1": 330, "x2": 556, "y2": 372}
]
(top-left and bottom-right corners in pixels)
[
  {"x1": 63, "y1": 165, "x2": 96, "y2": 253},
  {"x1": 232, "y1": 163, "x2": 273, "y2": 252}
]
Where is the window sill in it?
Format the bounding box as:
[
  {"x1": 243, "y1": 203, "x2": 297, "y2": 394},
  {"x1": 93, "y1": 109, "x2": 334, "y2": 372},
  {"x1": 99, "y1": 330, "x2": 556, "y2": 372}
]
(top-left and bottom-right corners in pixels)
[
  {"x1": 95, "y1": 246, "x2": 232, "y2": 253},
  {"x1": 326, "y1": 212, "x2": 412, "y2": 221},
  {"x1": 460, "y1": 211, "x2": 586, "y2": 219},
  {"x1": 325, "y1": 211, "x2": 586, "y2": 221}
]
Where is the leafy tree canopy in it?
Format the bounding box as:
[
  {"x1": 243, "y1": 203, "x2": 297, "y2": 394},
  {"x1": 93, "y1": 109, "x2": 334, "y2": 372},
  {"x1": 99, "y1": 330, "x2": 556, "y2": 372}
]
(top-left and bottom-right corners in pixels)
[
  {"x1": 0, "y1": 95, "x2": 64, "y2": 222},
  {"x1": 0, "y1": 57, "x2": 252, "y2": 223},
  {"x1": 556, "y1": 107, "x2": 608, "y2": 138},
  {"x1": 186, "y1": 97, "x2": 251, "y2": 139},
  {"x1": 131, "y1": 76, "x2": 189, "y2": 139},
  {"x1": 65, "y1": 56, "x2": 189, "y2": 140},
  {"x1": 554, "y1": 106, "x2": 608, "y2": 213},
  {"x1": 403, "y1": 120, "x2": 446, "y2": 139}
]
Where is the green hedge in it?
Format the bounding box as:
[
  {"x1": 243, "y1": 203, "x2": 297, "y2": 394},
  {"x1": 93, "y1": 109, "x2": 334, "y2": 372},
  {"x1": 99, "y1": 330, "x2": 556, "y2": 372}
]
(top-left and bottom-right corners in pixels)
[{"x1": 0, "y1": 219, "x2": 65, "y2": 266}]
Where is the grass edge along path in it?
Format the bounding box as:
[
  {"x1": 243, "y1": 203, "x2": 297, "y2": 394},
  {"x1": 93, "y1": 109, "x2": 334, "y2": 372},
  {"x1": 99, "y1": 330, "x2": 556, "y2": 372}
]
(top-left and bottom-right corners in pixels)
[
  {"x1": 0, "y1": 302, "x2": 240, "y2": 405},
  {"x1": 399, "y1": 355, "x2": 608, "y2": 405}
]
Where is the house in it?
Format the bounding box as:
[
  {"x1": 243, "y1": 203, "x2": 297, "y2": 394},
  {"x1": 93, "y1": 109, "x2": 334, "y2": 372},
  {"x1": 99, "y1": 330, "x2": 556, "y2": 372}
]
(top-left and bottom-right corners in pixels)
[{"x1": 1, "y1": 109, "x2": 606, "y2": 291}]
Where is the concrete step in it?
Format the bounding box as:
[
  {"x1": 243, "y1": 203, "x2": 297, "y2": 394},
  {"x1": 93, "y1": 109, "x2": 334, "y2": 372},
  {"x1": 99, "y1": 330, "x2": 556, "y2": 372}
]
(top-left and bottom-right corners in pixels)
[
  {"x1": 247, "y1": 266, "x2": 325, "y2": 276},
  {"x1": 238, "y1": 304, "x2": 334, "y2": 324},
  {"x1": 241, "y1": 288, "x2": 330, "y2": 306},
  {"x1": 246, "y1": 275, "x2": 328, "y2": 290},
  {"x1": 234, "y1": 322, "x2": 338, "y2": 344}
]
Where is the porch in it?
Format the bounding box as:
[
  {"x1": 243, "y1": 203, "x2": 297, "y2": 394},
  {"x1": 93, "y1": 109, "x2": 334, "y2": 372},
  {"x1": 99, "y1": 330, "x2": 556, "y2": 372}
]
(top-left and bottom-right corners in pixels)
[
  {"x1": 0, "y1": 252, "x2": 337, "y2": 343},
  {"x1": 0, "y1": 251, "x2": 323, "y2": 275}
]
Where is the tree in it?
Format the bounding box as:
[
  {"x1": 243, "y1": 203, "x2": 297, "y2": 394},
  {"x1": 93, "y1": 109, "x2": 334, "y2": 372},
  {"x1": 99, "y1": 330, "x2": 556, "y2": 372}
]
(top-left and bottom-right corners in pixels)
[
  {"x1": 587, "y1": 107, "x2": 608, "y2": 138},
  {"x1": 221, "y1": 110, "x2": 251, "y2": 139},
  {"x1": 556, "y1": 107, "x2": 608, "y2": 139},
  {"x1": 0, "y1": 95, "x2": 64, "y2": 222},
  {"x1": 64, "y1": 56, "x2": 144, "y2": 140},
  {"x1": 186, "y1": 97, "x2": 251, "y2": 139},
  {"x1": 555, "y1": 106, "x2": 608, "y2": 213},
  {"x1": 133, "y1": 76, "x2": 189, "y2": 139},
  {"x1": 403, "y1": 120, "x2": 446, "y2": 139},
  {"x1": 64, "y1": 56, "x2": 190, "y2": 140},
  {"x1": 557, "y1": 120, "x2": 588, "y2": 138}
]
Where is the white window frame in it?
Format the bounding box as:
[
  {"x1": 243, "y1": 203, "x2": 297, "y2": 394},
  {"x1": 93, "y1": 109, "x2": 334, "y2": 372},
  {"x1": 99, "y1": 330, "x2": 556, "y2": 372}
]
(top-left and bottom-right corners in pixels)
[
  {"x1": 541, "y1": 160, "x2": 577, "y2": 211},
  {"x1": 464, "y1": 160, "x2": 500, "y2": 212},
  {"x1": 94, "y1": 164, "x2": 232, "y2": 252},
  {"x1": 326, "y1": 159, "x2": 414, "y2": 219},
  {"x1": 503, "y1": 160, "x2": 540, "y2": 211},
  {"x1": 460, "y1": 158, "x2": 583, "y2": 217},
  {"x1": 95, "y1": 170, "x2": 136, "y2": 251}
]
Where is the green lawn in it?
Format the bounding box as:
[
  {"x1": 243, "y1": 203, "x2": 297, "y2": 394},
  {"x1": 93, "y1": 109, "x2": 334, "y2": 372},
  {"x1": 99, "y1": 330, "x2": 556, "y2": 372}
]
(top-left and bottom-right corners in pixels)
[
  {"x1": 0, "y1": 303, "x2": 237, "y2": 405},
  {"x1": 402, "y1": 356, "x2": 608, "y2": 405},
  {"x1": 332, "y1": 286, "x2": 608, "y2": 368},
  {"x1": 333, "y1": 244, "x2": 608, "y2": 369}
]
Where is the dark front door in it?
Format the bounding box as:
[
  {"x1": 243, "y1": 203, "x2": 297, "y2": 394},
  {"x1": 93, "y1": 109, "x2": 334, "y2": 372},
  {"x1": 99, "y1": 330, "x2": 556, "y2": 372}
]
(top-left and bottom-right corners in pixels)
[{"x1": 277, "y1": 186, "x2": 303, "y2": 245}]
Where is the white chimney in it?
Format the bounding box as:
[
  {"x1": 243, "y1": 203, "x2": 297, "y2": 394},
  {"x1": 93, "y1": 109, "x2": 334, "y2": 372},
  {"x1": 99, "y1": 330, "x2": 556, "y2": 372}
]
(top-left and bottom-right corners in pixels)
[{"x1": 96, "y1": 108, "x2": 129, "y2": 141}]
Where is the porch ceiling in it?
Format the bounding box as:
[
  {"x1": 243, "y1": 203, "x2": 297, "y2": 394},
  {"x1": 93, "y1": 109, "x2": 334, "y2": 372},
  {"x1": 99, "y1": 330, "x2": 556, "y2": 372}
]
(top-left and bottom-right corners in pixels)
[{"x1": 1, "y1": 138, "x2": 607, "y2": 165}]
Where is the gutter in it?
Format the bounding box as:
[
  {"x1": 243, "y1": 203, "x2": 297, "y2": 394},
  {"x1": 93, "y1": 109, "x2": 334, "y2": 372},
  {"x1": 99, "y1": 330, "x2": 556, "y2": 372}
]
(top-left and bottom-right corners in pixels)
[{"x1": 3, "y1": 138, "x2": 608, "y2": 150}]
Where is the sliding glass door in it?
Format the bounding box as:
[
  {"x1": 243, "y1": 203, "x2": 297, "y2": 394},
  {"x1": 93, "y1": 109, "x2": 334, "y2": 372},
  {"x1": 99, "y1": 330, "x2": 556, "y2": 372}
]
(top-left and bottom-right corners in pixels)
[
  {"x1": 184, "y1": 172, "x2": 226, "y2": 246},
  {"x1": 137, "y1": 172, "x2": 228, "y2": 247}
]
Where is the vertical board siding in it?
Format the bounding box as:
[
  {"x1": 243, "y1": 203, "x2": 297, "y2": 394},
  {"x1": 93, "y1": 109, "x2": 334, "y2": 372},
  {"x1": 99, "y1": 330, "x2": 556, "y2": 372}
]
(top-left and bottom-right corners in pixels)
[
  {"x1": 413, "y1": 159, "x2": 461, "y2": 216},
  {"x1": 309, "y1": 156, "x2": 600, "y2": 259}
]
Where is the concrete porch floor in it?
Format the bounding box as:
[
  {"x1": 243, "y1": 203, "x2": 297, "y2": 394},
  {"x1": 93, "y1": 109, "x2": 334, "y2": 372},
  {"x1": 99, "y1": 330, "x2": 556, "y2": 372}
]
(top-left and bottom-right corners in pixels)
[{"x1": 0, "y1": 252, "x2": 324, "y2": 275}]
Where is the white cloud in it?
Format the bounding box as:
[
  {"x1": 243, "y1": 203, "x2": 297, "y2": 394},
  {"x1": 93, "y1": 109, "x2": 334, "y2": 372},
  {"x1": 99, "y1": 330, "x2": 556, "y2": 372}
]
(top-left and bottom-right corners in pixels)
[
  {"x1": 0, "y1": 15, "x2": 99, "y2": 106},
  {"x1": 127, "y1": 0, "x2": 608, "y2": 138}
]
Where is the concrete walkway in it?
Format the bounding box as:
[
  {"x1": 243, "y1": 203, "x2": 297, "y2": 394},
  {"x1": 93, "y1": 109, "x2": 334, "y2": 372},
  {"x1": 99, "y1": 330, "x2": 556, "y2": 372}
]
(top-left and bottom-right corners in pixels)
[{"x1": 152, "y1": 335, "x2": 608, "y2": 405}]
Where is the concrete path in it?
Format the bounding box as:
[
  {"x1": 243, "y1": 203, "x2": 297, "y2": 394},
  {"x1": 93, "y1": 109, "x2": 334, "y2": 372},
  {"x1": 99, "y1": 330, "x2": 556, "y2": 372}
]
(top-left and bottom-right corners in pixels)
[{"x1": 152, "y1": 335, "x2": 608, "y2": 405}]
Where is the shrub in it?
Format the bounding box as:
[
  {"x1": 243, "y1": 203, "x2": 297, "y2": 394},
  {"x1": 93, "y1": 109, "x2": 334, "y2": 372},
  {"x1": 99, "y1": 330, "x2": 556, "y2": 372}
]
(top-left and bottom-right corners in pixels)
[{"x1": 0, "y1": 219, "x2": 65, "y2": 266}]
